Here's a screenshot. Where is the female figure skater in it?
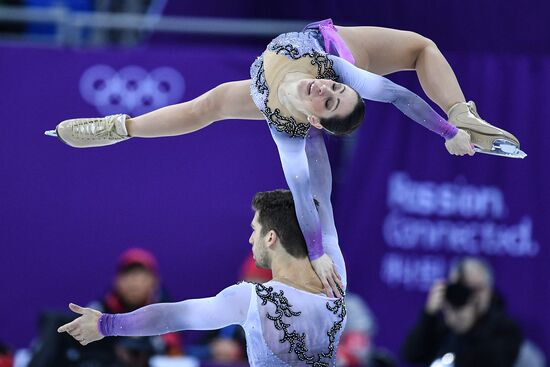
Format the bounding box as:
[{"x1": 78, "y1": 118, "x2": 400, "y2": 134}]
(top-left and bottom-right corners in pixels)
[{"x1": 46, "y1": 19, "x2": 525, "y2": 297}]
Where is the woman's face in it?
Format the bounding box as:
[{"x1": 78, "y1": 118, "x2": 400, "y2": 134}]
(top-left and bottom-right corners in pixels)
[{"x1": 296, "y1": 78, "x2": 357, "y2": 121}]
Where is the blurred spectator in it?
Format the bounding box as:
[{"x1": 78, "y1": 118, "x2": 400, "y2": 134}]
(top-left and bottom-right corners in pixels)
[
  {"x1": 337, "y1": 292, "x2": 374, "y2": 366},
  {"x1": 23, "y1": 0, "x2": 92, "y2": 36},
  {"x1": 401, "y1": 257, "x2": 523, "y2": 367},
  {"x1": 0, "y1": 0, "x2": 24, "y2": 35},
  {"x1": 337, "y1": 293, "x2": 397, "y2": 367},
  {"x1": 514, "y1": 339, "x2": 546, "y2": 367},
  {"x1": 28, "y1": 248, "x2": 182, "y2": 367},
  {"x1": 0, "y1": 341, "x2": 14, "y2": 367},
  {"x1": 187, "y1": 253, "x2": 271, "y2": 363},
  {"x1": 239, "y1": 253, "x2": 272, "y2": 283},
  {"x1": 513, "y1": 339, "x2": 546, "y2": 367},
  {"x1": 91, "y1": 0, "x2": 152, "y2": 45}
]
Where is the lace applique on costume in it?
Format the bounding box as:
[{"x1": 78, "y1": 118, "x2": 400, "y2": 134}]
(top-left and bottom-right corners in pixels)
[
  {"x1": 249, "y1": 31, "x2": 340, "y2": 139},
  {"x1": 255, "y1": 283, "x2": 347, "y2": 367},
  {"x1": 268, "y1": 44, "x2": 338, "y2": 82},
  {"x1": 264, "y1": 106, "x2": 311, "y2": 138},
  {"x1": 253, "y1": 59, "x2": 269, "y2": 95},
  {"x1": 250, "y1": 56, "x2": 310, "y2": 138}
]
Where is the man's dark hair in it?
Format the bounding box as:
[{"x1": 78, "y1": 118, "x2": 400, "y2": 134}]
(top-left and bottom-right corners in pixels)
[
  {"x1": 320, "y1": 89, "x2": 365, "y2": 136},
  {"x1": 252, "y1": 190, "x2": 315, "y2": 259}
]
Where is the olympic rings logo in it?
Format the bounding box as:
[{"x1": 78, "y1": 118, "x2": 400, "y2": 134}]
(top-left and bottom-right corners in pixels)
[{"x1": 79, "y1": 65, "x2": 185, "y2": 116}]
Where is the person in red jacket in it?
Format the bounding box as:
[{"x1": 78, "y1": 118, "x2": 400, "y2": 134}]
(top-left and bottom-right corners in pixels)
[
  {"x1": 88, "y1": 248, "x2": 183, "y2": 364},
  {"x1": 29, "y1": 247, "x2": 182, "y2": 367}
]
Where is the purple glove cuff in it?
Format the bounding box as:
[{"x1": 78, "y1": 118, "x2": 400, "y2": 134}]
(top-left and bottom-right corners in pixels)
[
  {"x1": 97, "y1": 313, "x2": 113, "y2": 337},
  {"x1": 305, "y1": 233, "x2": 324, "y2": 260},
  {"x1": 443, "y1": 124, "x2": 459, "y2": 140},
  {"x1": 309, "y1": 252, "x2": 324, "y2": 260}
]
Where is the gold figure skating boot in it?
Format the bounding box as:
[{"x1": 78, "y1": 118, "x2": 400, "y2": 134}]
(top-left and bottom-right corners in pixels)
[
  {"x1": 447, "y1": 101, "x2": 526, "y2": 158},
  {"x1": 45, "y1": 114, "x2": 130, "y2": 148}
]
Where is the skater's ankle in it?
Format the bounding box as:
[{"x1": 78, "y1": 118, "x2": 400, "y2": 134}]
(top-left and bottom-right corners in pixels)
[
  {"x1": 125, "y1": 118, "x2": 135, "y2": 137},
  {"x1": 446, "y1": 100, "x2": 467, "y2": 116}
]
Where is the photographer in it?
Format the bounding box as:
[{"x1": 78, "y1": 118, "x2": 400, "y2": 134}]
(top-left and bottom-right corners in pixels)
[{"x1": 401, "y1": 257, "x2": 523, "y2": 367}]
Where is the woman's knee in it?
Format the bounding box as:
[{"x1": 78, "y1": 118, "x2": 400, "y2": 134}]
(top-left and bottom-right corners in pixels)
[
  {"x1": 407, "y1": 30, "x2": 437, "y2": 50},
  {"x1": 407, "y1": 31, "x2": 439, "y2": 65}
]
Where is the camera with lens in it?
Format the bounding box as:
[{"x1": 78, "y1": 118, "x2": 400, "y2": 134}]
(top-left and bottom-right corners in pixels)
[
  {"x1": 443, "y1": 260, "x2": 476, "y2": 309},
  {"x1": 444, "y1": 281, "x2": 474, "y2": 309}
]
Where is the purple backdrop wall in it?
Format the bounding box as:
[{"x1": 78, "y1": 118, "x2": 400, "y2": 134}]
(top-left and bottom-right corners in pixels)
[{"x1": 1, "y1": 40, "x2": 549, "y2": 364}]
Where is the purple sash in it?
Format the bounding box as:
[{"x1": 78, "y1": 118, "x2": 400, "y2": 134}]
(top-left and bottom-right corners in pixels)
[{"x1": 304, "y1": 18, "x2": 356, "y2": 65}]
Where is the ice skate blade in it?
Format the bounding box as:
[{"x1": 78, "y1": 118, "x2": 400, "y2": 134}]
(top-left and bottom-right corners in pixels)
[
  {"x1": 474, "y1": 139, "x2": 527, "y2": 159},
  {"x1": 44, "y1": 130, "x2": 58, "y2": 137}
]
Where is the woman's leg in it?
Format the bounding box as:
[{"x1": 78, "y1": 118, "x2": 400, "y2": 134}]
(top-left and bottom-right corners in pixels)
[
  {"x1": 53, "y1": 79, "x2": 264, "y2": 147},
  {"x1": 335, "y1": 26, "x2": 525, "y2": 157},
  {"x1": 128, "y1": 79, "x2": 264, "y2": 137},
  {"x1": 336, "y1": 26, "x2": 465, "y2": 113}
]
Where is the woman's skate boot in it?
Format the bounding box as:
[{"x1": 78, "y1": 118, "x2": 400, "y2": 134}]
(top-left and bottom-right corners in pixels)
[
  {"x1": 44, "y1": 114, "x2": 130, "y2": 148},
  {"x1": 447, "y1": 101, "x2": 526, "y2": 158}
]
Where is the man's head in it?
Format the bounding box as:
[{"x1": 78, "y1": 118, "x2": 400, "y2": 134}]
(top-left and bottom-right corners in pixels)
[
  {"x1": 442, "y1": 257, "x2": 494, "y2": 334},
  {"x1": 295, "y1": 79, "x2": 365, "y2": 135},
  {"x1": 115, "y1": 248, "x2": 159, "y2": 308},
  {"x1": 249, "y1": 190, "x2": 309, "y2": 268}
]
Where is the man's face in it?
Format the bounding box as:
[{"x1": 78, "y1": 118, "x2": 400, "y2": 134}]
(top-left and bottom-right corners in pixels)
[
  {"x1": 442, "y1": 301, "x2": 478, "y2": 334},
  {"x1": 248, "y1": 211, "x2": 271, "y2": 269},
  {"x1": 115, "y1": 267, "x2": 157, "y2": 307}
]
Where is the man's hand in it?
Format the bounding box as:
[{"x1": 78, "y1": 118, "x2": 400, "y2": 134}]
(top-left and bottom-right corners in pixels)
[
  {"x1": 57, "y1": 303, "x2": 103, "y2": 345},
  {"x1": 311, "y1": 254, "x2": 344, "y2": 298},
  {"x1": 445, "y1": 129, "x2": 475, "y2": 156},
  {"x1": 426, "y1": 280, "x2": 446, "y2": 315}
]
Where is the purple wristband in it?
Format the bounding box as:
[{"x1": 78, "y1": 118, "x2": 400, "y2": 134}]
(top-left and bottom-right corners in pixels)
[
  {"x1": 97, "y1": 313, "x2": 114, "y2": 337},
  {"x1": 443, "y1": 124, "x2": 459, "y2": 140},
  {"x1": 309, "y1": 249, "x2": 324, "y2": 260},
  {"x1": 305, "y1": 232, "x2": 324, "y2": 260}
]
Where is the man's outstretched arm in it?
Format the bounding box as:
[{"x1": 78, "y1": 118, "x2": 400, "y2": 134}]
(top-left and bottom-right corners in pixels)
[{"x1": 58, "y1": 282, "x2": 253, "y2": 345}]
